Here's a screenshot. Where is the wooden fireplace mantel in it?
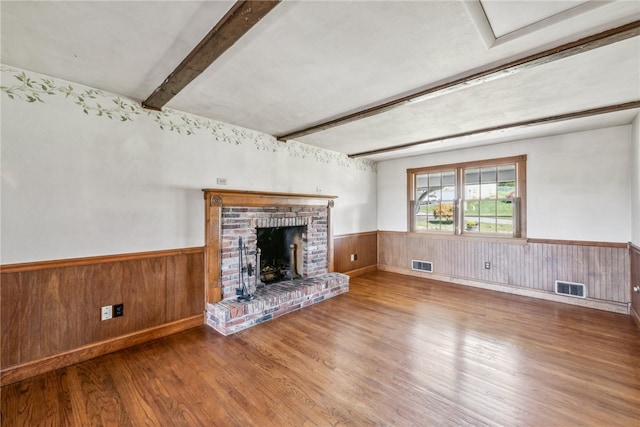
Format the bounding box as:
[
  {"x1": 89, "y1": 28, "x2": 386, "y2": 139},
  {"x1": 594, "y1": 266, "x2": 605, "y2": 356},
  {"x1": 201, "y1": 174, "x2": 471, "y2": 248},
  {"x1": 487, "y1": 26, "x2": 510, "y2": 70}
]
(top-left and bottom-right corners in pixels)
[{"x1": 202, "y1": 189, "x2": 338, "y2": 304}]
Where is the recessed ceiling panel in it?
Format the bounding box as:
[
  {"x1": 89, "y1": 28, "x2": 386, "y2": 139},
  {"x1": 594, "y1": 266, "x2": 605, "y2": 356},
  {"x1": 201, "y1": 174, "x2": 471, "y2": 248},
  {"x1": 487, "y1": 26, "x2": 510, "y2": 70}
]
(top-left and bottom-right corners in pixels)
[{"x1": 480, "y1": 0, "x2": 590, "y2": 37}]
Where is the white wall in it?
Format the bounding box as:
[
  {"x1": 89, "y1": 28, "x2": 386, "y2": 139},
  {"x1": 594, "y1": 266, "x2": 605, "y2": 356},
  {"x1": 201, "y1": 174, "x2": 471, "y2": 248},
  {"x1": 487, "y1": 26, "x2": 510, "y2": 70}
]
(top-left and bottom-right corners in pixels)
[
  {"x1": 632, "y1": 113, "x2": 640, "y2": 246},
  {"x1": 378, "y1": 125, "x2": 632, "y2": 243},
  {"x1": 0, "y1": 67, "x2": 377, "y2": 264}
]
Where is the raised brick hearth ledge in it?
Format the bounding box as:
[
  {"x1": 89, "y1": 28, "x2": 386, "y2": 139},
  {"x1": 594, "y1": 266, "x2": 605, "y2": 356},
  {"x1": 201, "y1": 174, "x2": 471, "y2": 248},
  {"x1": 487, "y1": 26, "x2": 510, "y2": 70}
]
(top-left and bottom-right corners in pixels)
[{"x1": 206, "y1": 272, "x2": 349, "y2": 335}]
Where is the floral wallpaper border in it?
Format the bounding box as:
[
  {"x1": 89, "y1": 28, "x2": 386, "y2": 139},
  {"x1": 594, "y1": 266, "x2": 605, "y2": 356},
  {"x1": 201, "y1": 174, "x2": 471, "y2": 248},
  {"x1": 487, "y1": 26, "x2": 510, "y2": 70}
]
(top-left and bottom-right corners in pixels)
[{"x1": 1, "y1": 65, "x2": 376, "y2": 172}]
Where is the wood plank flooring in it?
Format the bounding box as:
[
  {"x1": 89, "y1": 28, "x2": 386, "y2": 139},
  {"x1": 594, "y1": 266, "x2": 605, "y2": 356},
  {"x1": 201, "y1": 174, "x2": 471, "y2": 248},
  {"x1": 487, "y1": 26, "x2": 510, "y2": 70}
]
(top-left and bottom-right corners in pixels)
[{"x1": 2, "y1": 271, "x2": 639, "y2": 426}]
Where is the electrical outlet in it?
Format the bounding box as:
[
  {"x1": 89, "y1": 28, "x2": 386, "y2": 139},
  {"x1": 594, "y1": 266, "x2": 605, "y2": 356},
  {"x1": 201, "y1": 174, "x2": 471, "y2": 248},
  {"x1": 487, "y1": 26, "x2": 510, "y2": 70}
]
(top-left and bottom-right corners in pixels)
[
  {"x1": 113, "y1": 303, "x2": 124, "y2": 317},
  {"x1": 101, "y1": 305, "x2": 112, "y2": 321},
  {"x1": 484, "y1": 261, "x2": 491, "y2": 269},
  {"x1": 216, "y1": 177, "x2": 227, "y2": 185},
  {"x1": 350, "y1": 254, "x2": 357, "y2": 261}
]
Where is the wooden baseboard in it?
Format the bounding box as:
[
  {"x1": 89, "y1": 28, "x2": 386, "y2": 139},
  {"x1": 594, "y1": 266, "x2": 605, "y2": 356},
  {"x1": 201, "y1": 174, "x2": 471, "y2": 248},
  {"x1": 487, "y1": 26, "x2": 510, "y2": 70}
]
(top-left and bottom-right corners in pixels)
[
  {"x1": 1, "y1": 314, "x2": 204, "y2": 386},
  {"x1": 343, "y1": 265, "x2": 377, "y2": 278},
  {"x1": 631, "y1": 305, "x2": 640, "y2": 330},
  {"x1": 377, "y1": 265, "x2": 630, "y2": 315}
]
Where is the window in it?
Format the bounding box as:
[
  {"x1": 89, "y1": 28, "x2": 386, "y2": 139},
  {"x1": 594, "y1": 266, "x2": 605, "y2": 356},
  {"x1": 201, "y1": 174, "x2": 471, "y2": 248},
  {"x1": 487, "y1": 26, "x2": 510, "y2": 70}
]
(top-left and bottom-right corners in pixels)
[{"x1": 408, "y1": 155, "x2": 526, "y2": 237}]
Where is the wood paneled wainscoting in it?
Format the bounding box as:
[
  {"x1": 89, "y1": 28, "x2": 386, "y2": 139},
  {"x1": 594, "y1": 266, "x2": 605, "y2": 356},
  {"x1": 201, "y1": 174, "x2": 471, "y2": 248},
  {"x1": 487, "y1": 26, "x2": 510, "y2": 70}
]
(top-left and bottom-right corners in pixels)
[
  {"x1": 378, "y1": 231, "x2": 630, "y2": 314},
  {"x1": 0, "y1": 247, "x2": 204, "y2": 385},
  {"x1": 631, "y1": 243, "x2": 640, "y2": 327},
  {"x1": 333, "y1": 231, "x2": 378, "y2": 277}
]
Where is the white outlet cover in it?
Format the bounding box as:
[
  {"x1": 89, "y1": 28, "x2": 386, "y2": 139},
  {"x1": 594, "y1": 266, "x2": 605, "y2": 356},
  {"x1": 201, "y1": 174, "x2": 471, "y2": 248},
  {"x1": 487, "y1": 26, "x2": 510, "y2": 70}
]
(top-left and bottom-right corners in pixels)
[{"x1": 101, "y1": 305, "x2": 112, "y2": 321}]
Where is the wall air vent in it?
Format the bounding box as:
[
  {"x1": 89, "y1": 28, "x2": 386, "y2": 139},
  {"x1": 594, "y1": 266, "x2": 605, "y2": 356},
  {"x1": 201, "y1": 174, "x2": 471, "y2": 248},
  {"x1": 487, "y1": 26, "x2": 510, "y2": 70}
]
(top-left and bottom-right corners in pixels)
[
  {"x1": 555, "y1": 280, "x2": 586, "y2": 298},
  {"x1": 412, "y1": 260, "x2": 433, "y2": 273}
]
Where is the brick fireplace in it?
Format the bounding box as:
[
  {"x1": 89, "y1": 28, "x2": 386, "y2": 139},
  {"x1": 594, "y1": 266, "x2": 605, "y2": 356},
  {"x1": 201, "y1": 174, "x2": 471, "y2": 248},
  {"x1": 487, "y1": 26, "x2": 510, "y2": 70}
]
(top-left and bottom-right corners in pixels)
[
  {"x1": 219, "y1": 206, "x2": 328, "y2": 299},
  {"x1": 202, "y1": 189, "x2": 349, "y2": 334}
]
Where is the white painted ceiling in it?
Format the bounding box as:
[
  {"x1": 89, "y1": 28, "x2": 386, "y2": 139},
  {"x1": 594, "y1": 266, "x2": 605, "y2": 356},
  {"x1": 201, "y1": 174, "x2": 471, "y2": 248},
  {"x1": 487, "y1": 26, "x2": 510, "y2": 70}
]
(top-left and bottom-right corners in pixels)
[{"x1": 2, "y1": 1, "x2": 639, "y2": 161}]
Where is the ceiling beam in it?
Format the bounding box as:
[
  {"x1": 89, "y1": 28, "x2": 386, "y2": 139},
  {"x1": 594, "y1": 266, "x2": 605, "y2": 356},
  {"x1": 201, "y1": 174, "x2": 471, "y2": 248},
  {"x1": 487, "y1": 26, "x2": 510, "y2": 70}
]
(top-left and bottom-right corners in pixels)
[
  {"x1": 142, "y1": 0, "x2": 281, "y2": 111},
  {"x1": 348, "y1": 101, "x2": 640, "y2": 158},
  {"x1": 277, "y1": 20, "x2": 640, "y2": 142}
]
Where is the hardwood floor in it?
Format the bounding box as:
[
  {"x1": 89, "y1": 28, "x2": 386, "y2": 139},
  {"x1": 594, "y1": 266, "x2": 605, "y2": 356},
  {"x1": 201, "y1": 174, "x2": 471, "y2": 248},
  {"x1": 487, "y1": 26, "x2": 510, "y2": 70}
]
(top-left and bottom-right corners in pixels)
[{"x1": 2, "y1": 271, "x2": 639, "y2": 426}]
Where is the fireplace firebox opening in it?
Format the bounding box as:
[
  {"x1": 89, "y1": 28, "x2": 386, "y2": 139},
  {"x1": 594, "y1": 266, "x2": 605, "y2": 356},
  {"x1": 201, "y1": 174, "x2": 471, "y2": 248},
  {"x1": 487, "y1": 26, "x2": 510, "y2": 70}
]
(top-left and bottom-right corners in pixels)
[{"x1": 257, "y1": 225, "x2": 305, "y2": 284}]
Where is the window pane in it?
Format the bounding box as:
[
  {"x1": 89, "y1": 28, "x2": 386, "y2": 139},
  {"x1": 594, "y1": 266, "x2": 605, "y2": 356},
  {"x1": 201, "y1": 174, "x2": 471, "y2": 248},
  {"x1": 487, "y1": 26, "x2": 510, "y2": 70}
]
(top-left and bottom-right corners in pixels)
[
  {"x1": 480, "y1": 219, "x2": 495, "y2": 233},
  {"x1": 428, "y1": 173, "x2": 441, "y2": 187},
  {"x1": 480, "y1": 183, "x2": 497, "y2": 199},
  {"x1": 498, "y1": 224, "x2": 513, "y2": 234},
  {"x1": 497, "y1": 216, "x2": 513, "y2": 233},
  {"x1": 462, "y1": 162, "x2": 518, "y2": 236},
  {"x1": 498, "y1": 200, "x2": 513, "y2": 218},
  {"x1": 465, "y1": 168, "x2": 479, "y2": 184},
  {"x1": 497, "y1": 165, "x2": 515, "y2": 182},
  {"x1": 465, "y1": 216, "x2": 479, "y2": 232},
  {"x1": 498, "y1": 181, "x2": 515, "y2": 199},
  {"x1": 416, "y1": 187, "x2": 426, "y2": 198},
  {"x1": 441, "y1": 186, "x2": 456, "y2": 202},
  {"x1": 427, "y1": 208, "x2": 440, "y2": 231},
  {"x1": 428, "y1": 186, "x2": 443, "y2": 202},
  {"x1": 465, "y1": 184, "x2": 479, "y2": 200},
  {"x1": 431, "y1": 202, "x2": 455, "y2": 231},
  {"x1": 479, "y1": 200, "x2": 496, "y2": 216},
  {"x1": 442, "y1": 171, "x2": 455, "y2": 187},
  {"x1": 415, "y1": 202, "x2": 429, "y2": 230},
  {"x1": 414, "y1": 170, "x2": 456, "y2": 233},
  {"x1": 481, "y1": 167, "x2": 497, "y2": 183},
  {"x1": 464, "y1": 200, "x2": 479, "y2": 216}
]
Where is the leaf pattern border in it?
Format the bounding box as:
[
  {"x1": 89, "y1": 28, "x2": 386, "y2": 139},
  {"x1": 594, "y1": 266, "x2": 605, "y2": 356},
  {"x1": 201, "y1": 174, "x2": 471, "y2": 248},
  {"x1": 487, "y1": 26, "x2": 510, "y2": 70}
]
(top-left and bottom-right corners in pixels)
[{"x1": 0, "y1": 65, "x2": 376, "y2": 172}]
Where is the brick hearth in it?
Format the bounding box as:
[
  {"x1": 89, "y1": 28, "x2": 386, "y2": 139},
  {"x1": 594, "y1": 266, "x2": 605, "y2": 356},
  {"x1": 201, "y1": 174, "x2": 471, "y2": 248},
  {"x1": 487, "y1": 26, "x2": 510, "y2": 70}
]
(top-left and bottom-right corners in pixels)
[{"x1": 207, "y1": 272, "x2": 349, "y2": 335}]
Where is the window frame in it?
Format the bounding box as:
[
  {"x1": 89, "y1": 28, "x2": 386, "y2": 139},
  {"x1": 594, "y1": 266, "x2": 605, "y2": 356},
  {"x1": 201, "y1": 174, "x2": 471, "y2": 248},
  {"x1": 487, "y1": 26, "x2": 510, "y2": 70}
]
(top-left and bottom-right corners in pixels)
[{"x1": 407, "y1": 155, "x2": 527, "y2": 238}]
